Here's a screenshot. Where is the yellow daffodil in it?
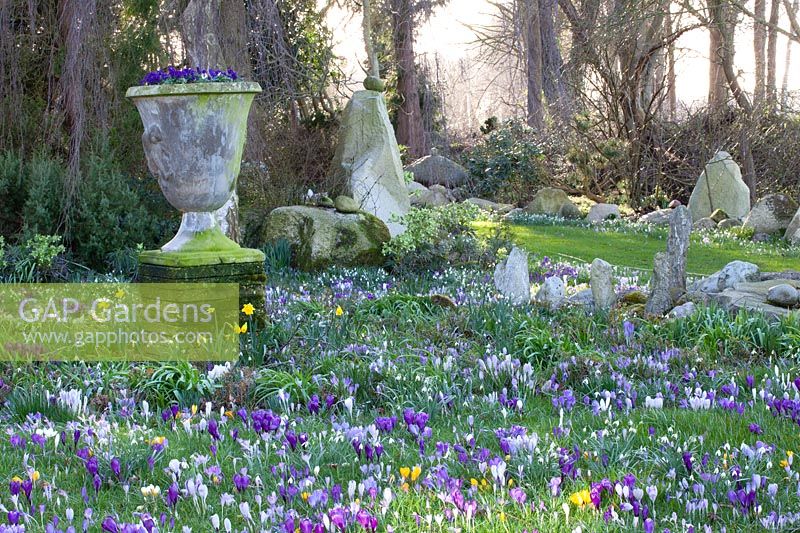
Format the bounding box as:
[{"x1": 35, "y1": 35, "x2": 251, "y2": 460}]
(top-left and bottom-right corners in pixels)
[
  {"x1": 115, "y1": 288, "x2": 125, "y2": 298},
  {"x1": 411, "y1": 466, "x2": 421, "y2": 482},
  {"x1": 241, "y1": 303, "x2": 255, "y2": 316},
  {"x1": 399, "y1": 467, "x2": 410, "y2": 479},
  {"x1": 235, "y1": 322, "x2": 248, "y2": 334},
  {"x1": 335, "y1": 305, "x2": 344, "y2": 317}
]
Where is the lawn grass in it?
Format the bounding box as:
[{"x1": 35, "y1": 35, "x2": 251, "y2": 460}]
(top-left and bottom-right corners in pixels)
[{"x1": 492, "y1": 221, "x2": 800, "y2": 275}]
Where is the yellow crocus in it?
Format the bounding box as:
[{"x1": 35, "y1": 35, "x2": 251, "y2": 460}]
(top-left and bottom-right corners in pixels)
[
  {"x1": 569, "y1": 489, "x2": 593, "y2": 508},
  {"x1": 399, "y1": 467, "x2": 410, "y2": 479},
  {"x1": 411, "y1": 466, "x2": 421, "y2": 482}
]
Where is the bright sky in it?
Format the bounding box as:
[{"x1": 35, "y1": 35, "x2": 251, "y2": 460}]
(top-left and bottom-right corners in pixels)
[{"x1": 325, "y1": 1, "x2": 799, "y2": 116}]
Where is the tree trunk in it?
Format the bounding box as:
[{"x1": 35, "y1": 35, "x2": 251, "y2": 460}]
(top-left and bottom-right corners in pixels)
[
  {"x1": 754, "y1": 0, "x2": 766, "y2": 105},
  {"x1": 666, "y1": 9, "x2": 677, "y2": 119},
  {"x1": 782, "y1": 1, "x2": 798, "y2": 104},
  {"x1": 710, "y1": 1, "x2": 756, "y2": 201},
  {"x1": 708, "y1": 2, "x2": 729, "y2": 111},
  {"x1": 524, "y1": 0, "x2": 544, "y2": 129},
  {"x1": 766, "y1": 0, "x2": 780, "y2": 104},
  {"x1": 391, "y1": 0, "x2": 427, "y2": 160},
  {"x1": 539, "y1": 0, "x2": 571, "y2": 120}
]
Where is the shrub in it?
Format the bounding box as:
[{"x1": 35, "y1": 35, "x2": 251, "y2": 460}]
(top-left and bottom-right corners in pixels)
[
  {"x1": 0, "y1": 234, "x2": 67, "y2": 282},
  {"x1": 464, "y1": 119, "x2": 549, "y2": 202},
  {"x1": 383, "y1": 203, "x2": 497, "y2": 271}
]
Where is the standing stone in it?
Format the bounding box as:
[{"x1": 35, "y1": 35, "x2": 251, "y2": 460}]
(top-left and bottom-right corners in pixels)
[
  {"x1": 587, "y1": 204, "x2": 621, "y2": 223},
  {"x1": 330, "y1": 90, "x2": 410, "y2": 236},
  {"x1": 743, "y1": 194, "x2": 799, "y2": 234},
  {"x1": 535, "y1": 276, "x2": 566, "y2": 309},
  {"x1": 688, "y1": 151, "x2": 751, "y2": 221},
  {"x1": 590, "y1": 258, "x2": 616, "y2": 310},
  {"x1": 493, "y1": 247, "x2": 531, "y2": 305},
  {"x1": 645, "y1": 206, "x2": 692, "y2": 315}
]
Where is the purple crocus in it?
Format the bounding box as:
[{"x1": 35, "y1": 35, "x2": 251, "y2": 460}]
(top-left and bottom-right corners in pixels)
[
  {"x1": 207, "y1": 418, "x2": 220, "y2": 441},
  {"x1": 233, "y1": 469, "x2": 250, "y2": 492}
]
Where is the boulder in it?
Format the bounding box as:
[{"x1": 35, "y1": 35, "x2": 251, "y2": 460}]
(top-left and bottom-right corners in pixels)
[
  {"x1": 329, "y1": 90, "x2": 410, "y2": 236},
  {"x1": 429, "y1": 184, "x2": 455, "y2": 202},
  {"x1": 493, "y1": 247, "x2": 531, "y2": 305},
  {"x1": 334, "y1": 195, "x2": 360, "y2": 214},
  {"x1": 568, "y1": 288, "x2": 594, "y2": 307},
  {"x1": 407, "y1": 181, "x2": 428, "y2": 194},
  {"x1": 766, "y1": 284, "x2": 799, "y2": 308},
  {"x1": 621, "y1": 290, "x2": 648, "y2": 305},
  {"x1": 558, "y1": 202, "x2": 583, "y2": 219},
  {"x1": 411, "y1": 187, "x2": 449, "y2": 208},
  {"x1": 524, "y1": 188, "x2": 579, "y2": 217},
  {"x1": 466, "y1": 198, "x2": 515, "y2": 214},
  {"x1": 668, "y1": 199, "x2": 682, "y2": 209},
  {"x1": 639, "y1": 208, "x2": 673, "y2": 226},
  {"x1": 535, "y1": 276, "x2": 566, "y2": 309},
  {"x1": 691, "y1": 260, "x2": 761, "y2": 294},
  {"x1": 668, "y1": 302, "x2": 697, "y2": 319},
  {"x1": 645, "y1": 206, "x2": 692, "y2": 315},
  {"x1": 587, "y1": 203, "x2": 621, "y2": 223},
  {"x1": 693, "y1": 217, "x2": 717, "y2": 231},
  {"x1": 404, "y1": 154, "x2": 469, "y2": 188},
  {"x1": 709, "y1": 209, "x2": 729, "y2": 223},
  {"x1": 261, "y1": 206, "x2": 390, "y2": 271},
  {"x1": 743, "y1": 194, "x2": 799, "y2": 234},
  {"x1": 590, "y1": 258, "x2": 616, "y2": 310},
  {"x1": 785, "y1": 207, "x2": 800, "y2": 244},
  {"x1": 718, "y1": 218, "x2": 742, "y2": 230},
  {"x1": 688, "y1": 151, "x2": 751, "y2": 221},
  {"x1": 705, "y1": 279, "x2": 800, "y2": 318}
]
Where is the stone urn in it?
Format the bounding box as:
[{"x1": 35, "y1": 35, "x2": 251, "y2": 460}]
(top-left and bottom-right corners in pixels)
[{"x1": 126, "y1": 82, "x2": 264, "y2": 266}]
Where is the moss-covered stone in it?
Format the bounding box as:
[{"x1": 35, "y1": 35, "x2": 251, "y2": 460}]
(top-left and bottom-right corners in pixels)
[
  {"x1": 334, "y1": 195, "x2": 360, "y2": 213},
  {"x1": 260, "y1": 206, "x2": 390, "y2": 271},
  {"x1": 709, "y1": 209, "x2": 729, "y2": 223},
  {"x1": 139, "y1": 226, "x2": 265, "y2": 268},
  {"x1": 363, "y1": 76, "x2": 386, "y2": 92}
]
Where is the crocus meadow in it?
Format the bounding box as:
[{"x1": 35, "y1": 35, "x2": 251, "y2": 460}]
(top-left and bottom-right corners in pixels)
[{"x1": 1, "y1": 260, "x2": 799, "y2": 532}]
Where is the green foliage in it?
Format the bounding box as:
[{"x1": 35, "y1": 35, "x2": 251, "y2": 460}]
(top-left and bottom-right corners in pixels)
[
  {"x1": 263, "y1": 239, "x2": 293, "y2": 273},
  {"x1": 70, "y1": 151, "x2": 167, "y2": 268},
  {"x1": 4, "y1": 387, "x2": 75, "y2": 424},
  {"x1": 131, "y1": 362, "x2": 218, "y2": 407},
  {"x1": 464, "y1": 119, "x2": 548, "y2": 201},
  {"x1": 1, "y1": 234, "x2": 67, "y2": 282},
  {"x1": 0, "y1": 149, "x2": 169, "y2": 270},
  {"x1": 383, "y1": 203, "x2": 499, "y2": 271}
]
